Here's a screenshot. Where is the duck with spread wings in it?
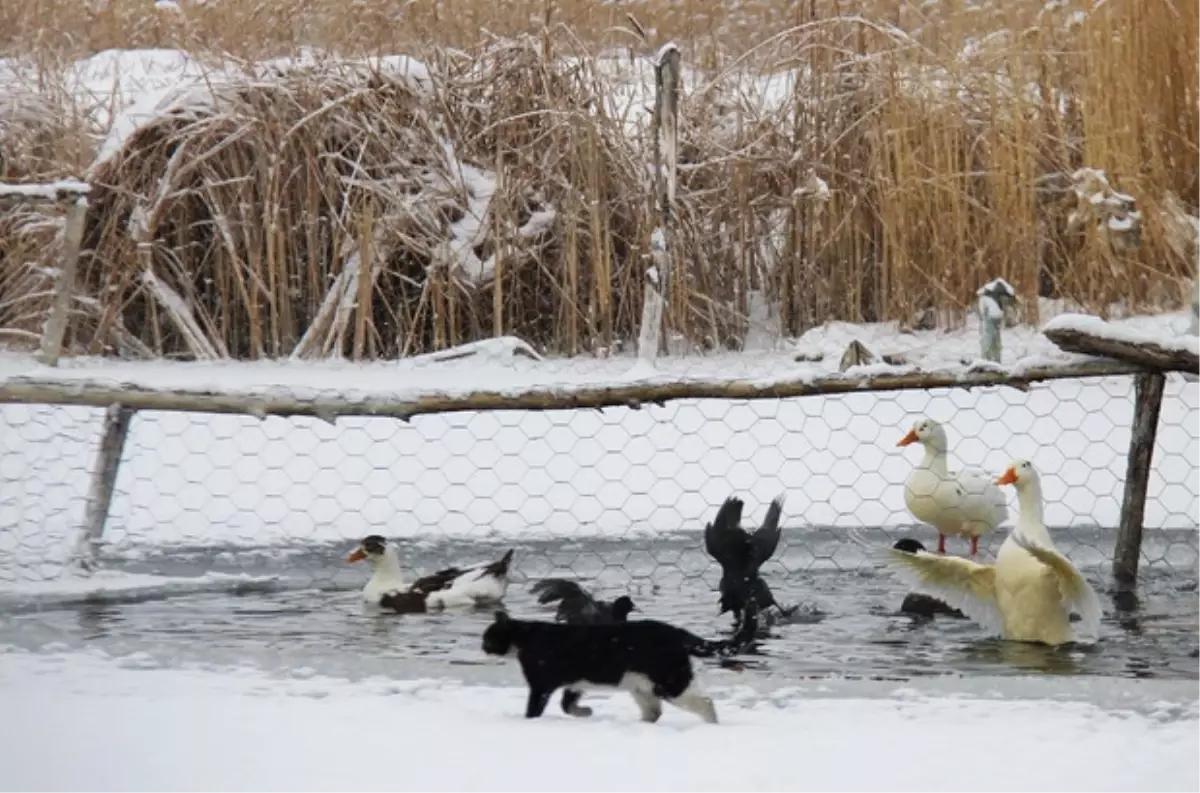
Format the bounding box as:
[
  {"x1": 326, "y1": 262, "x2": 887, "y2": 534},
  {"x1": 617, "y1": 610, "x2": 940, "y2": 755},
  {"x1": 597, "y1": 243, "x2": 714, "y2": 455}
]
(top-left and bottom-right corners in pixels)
[
  {"x1": 530, "y1": 578, "x2": 637, "y2": 625},
  {"x1": 704, "y1": 494, "x2": 792, "y2": 629}
]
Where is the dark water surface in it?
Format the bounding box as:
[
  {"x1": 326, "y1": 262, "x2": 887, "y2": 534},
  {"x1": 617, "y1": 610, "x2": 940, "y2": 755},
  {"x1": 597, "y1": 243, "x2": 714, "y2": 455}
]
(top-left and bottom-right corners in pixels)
[{"x1": 1, "y1": 529, "x2": 1196, "y2": 702}]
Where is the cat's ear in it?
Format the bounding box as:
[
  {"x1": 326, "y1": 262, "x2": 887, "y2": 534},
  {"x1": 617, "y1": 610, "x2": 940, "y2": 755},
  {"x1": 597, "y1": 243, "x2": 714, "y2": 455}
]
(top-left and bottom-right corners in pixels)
[{"x1": 493, "y1": 610, "x2": 509, "y2": 624}]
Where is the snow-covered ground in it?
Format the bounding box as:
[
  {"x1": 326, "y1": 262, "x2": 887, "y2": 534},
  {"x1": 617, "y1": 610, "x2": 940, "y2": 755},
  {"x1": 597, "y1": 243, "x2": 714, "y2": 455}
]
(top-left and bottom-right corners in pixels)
[{"x1": 0, "y1": 648, "x2": 1195, "y2": 792}]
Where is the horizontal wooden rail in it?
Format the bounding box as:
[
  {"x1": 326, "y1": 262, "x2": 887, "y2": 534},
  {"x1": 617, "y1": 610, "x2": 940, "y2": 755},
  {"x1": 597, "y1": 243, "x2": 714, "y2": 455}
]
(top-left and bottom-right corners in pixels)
[{"x1": 0, "y1": 357, "x2": 1146, "y2": 422}]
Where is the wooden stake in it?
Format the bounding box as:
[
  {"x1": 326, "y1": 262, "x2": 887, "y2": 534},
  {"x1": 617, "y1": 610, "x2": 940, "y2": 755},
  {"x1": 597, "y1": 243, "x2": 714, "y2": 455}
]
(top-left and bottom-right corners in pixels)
[
  {"x1": 38, "y1": 197, "x2": 88, "y2": 366},
  {"x1": 1112, "y1": 372, "x2": 1166, "y2": 590},
  {"x1": 976, "y1": 278, "x2": 1015, "y2": 364},
  {"x1": 75, "y1": 404, "x2": 135, "y2": 572}
]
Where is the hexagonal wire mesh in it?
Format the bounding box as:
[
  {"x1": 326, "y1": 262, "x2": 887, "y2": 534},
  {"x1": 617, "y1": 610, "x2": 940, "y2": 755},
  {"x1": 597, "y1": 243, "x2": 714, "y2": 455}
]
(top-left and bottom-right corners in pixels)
[{"x1": 1, "y1": 372, "x2": 1196, "y2": 602}]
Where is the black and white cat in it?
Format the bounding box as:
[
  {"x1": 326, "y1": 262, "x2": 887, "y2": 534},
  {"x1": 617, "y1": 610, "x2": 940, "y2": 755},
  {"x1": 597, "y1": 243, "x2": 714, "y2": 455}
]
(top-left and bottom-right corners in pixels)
[{"x1": 481, "y1": 607, "x2": 758, "y2": 724}]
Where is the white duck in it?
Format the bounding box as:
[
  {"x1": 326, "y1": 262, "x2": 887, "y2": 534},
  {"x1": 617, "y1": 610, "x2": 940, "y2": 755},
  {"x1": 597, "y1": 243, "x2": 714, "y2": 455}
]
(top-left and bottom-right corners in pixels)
[
  {"x1": 344, "y1": 535, "x2": 514, "y2": 613},
  {"x1": 884, "y1": 459, "x2": 1102, "y2": 646},
  {"x1": 897, "y1": 417, "x2": 1008, "y2": 557}
]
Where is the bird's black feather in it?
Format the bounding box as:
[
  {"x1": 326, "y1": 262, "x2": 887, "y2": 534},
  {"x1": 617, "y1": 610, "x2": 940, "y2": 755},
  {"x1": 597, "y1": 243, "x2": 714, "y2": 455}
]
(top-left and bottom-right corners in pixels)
[
  {"x1": 703, "y1": 494, "x2": 788, "y2": 626},
  {"x1": 530, "y1": 578, "x2": 635, "y2": 624}
]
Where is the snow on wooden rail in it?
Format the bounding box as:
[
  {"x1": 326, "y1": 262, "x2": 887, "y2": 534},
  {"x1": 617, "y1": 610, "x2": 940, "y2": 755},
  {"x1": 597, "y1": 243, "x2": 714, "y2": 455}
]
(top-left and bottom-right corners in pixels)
[
  {"x1": 1042, "y1": 313, "x2": 1199, "y2": 373},
  {"x1": 0, "y1": 356, "x2": 1145, "y2": 422}
]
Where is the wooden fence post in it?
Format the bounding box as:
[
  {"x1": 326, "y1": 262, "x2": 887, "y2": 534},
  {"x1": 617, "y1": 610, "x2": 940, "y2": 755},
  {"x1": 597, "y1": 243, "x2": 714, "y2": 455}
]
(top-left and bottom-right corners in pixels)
[
  {"x1": 976, "y1": 277, "x2": 1016, "y2": 363},
  {"x1": 637, "y1": 42, "x2": 681, "y2": 365},
  {"x1": 74, "y1": 404, "x2": 135, "y2": 572},
  {"x1": 38, "y1": 196, "x2": 88, "y2": 366},
  {"x1": 1112, "y1": 372, "x2": 1167, "y2": 591}
]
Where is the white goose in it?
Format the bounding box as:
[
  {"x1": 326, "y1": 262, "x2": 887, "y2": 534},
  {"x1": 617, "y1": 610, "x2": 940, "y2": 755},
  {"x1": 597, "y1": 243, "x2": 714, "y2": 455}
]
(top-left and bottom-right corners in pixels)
[
  {"x1": 344, "y1": 535, "x2": 514, "y2": 613},
  {"x1": 897, "y1": 417, "x2": 1008, "y2": 557},
  {"x1": 884, "y1": 459, "x2": 1102, "y2": 646}
]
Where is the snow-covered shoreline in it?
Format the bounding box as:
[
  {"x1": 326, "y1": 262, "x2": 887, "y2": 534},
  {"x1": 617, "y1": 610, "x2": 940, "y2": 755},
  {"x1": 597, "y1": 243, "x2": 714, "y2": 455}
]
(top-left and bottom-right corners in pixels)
[{"x1": 0, "y1": 648, "x2": 1195, "y2": 792}]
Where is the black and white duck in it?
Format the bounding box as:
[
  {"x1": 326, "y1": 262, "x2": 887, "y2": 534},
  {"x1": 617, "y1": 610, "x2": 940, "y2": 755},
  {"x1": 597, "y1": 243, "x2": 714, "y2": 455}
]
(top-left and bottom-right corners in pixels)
[{"x1": 344, "y1": 535, "x2": 514, "y2": 614}]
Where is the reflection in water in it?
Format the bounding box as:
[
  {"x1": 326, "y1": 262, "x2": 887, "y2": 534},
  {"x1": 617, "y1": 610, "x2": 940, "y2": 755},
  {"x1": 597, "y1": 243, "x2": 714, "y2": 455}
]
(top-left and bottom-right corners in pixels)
[
  {"x1": 1117, "y1": 612, "x2": 1145, "y2": 635},
  {"x1": 368, "y1": 616, "x2": 395, "y2": 642},
  {"x1": 1111, "y1": 588, "x2": 1141, "y2": 615},
  {"x1": 961, "y1": 638, "x2": 1090, "y2": 676},
  {"x1": 76, "y1": 601, "x2": 124, "y2": 640},
  {"x1": 1124, "y1": 657, "x2": 1158, "y2": 679}
]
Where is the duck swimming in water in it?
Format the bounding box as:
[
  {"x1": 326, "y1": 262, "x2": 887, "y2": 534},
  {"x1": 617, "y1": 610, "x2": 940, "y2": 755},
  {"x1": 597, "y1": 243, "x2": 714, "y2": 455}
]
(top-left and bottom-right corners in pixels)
[{"x1": 345, "y1": 535, "x2": 514, "y2": 614}]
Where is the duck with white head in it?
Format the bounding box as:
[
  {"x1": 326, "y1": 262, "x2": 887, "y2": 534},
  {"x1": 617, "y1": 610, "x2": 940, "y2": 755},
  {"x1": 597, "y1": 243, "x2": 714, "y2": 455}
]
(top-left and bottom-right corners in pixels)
[
  {"x1": 897, "y1": 417, "x2": 1008, "y2": 557},
  {"x1": 345, "y1": 535, "x2": 514, "y2": 614},
  {"x1": 884, "y1": 459, "x2": 1102, "y2": 646}
]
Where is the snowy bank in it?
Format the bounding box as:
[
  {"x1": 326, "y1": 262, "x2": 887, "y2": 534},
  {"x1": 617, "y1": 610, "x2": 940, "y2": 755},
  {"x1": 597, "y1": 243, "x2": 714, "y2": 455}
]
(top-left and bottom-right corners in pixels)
[
  {"x1": 0, "y1": 570, "x2": 283, "y2": 607},
  {"x1": 0, "y1": 650, "x2": 1195, "y2": 792}
]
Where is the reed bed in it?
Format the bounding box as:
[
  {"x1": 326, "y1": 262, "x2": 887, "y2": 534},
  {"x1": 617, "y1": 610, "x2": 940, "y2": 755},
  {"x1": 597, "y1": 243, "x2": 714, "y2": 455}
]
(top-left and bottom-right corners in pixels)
[{"x1": 0, "y1": 0, "x2": 1196, "y2": 359}]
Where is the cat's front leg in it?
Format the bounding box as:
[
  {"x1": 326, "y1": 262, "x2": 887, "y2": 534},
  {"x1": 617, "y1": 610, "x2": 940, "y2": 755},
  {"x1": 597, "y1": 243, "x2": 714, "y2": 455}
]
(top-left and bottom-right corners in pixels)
[
  {"x1": 561, "y1": 688, "x2": 594, "y2": 718},
  {"x1": 525, "y1": 688, "x2": 553, "y2": 718}
]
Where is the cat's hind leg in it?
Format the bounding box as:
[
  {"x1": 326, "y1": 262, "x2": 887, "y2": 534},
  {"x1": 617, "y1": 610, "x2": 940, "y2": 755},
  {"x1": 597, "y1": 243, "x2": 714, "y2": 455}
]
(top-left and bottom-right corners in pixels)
[
  {"x1": 525, "y1": 688, "x2": 553, "y2": 719},
  {"x1": 619, "y1": 673, "x2": 663, "y2": 723},
  {"x1": 667, "y1": 682, "x2": 719, "y2": 724},
  {"x1": 630, "y1": 690, "x2": 663, "y2": 723},
  {"x1": 561, "y1": 688, "x2": 593, "y2": 718}
]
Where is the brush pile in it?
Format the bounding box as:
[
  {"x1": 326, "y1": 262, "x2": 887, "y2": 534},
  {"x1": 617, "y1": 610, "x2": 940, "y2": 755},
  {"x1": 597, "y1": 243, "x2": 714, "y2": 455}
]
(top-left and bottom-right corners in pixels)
[{"x1": 54, "y1": 44, "x2": 666, "y2": 359}]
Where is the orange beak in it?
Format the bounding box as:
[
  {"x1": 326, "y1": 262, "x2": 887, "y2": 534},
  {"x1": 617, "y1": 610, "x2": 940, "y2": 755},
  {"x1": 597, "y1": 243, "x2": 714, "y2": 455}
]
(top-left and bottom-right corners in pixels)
[
  {"x1": 344, "y1": 547, "x2": 368, "y2": 564},
  {"x1": 897, "y1": 429, "x2": 919, "y2": 447},
  {"x1": 995, "y1": 467, "x2": 1018, "y2": 486}
]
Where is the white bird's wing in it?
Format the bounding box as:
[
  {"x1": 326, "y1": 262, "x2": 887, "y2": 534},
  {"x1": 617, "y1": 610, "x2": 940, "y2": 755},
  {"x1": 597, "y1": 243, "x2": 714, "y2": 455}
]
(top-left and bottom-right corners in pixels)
[
  {"x1": 884, "y1": 547, "x2": 1004, "y2": 634},
  {"x1": 1010, "y1": 532, "x2": 1103, "y2": 643}
]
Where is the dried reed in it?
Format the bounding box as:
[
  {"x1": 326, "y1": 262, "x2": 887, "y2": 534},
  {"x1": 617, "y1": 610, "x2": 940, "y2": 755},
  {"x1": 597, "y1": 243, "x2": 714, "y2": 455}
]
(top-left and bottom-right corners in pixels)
[{"x1": 0, "y1": 0, "x2": 1195, "y2": 359}]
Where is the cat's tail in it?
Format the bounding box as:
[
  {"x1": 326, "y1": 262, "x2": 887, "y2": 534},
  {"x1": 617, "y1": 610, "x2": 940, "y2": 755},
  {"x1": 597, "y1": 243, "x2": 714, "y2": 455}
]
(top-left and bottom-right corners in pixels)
[{"x1": 679, "y1": 601, "x2": 760, "y2": 659}]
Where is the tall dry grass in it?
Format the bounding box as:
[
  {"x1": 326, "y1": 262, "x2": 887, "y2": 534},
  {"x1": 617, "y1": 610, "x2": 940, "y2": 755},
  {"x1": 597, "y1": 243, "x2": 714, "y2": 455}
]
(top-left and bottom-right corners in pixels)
[{"x1": 0, "y1": 0, "x2": 1196, "y2": 359}]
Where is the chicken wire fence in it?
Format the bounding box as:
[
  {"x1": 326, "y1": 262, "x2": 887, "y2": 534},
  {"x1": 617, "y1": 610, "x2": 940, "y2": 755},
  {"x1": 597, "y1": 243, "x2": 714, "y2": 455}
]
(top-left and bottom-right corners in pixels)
[{"x1": 0, "y1": 373, "x2": 1197, "y2": 591}]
